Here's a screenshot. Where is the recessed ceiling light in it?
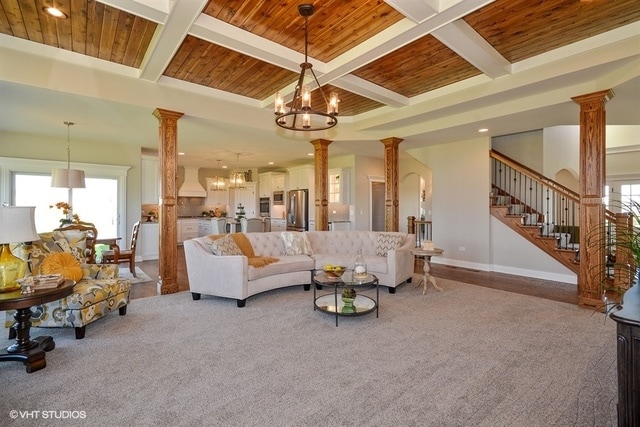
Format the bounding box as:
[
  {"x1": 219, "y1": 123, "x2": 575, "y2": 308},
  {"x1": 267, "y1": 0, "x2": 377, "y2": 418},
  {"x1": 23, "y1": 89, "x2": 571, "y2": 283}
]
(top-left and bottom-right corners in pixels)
[
  {"x1": 178, "y1": 152, "x2": 185, "y2": 156},
  {"x1": 268, "y1": 162, "x2": 274, "y2": 165},
  {"x1": 307, "y1": 153, "x2": 313, "y2": 156},
  {"x1": 43, "y1": 6, "x2": 68, "y2": 19},
  {"x1": 478, "y1": 128, "x2": 489, "y2": 133},
  {"x1": 222, "y1": 165, "x2": 228, "y2": 169}
]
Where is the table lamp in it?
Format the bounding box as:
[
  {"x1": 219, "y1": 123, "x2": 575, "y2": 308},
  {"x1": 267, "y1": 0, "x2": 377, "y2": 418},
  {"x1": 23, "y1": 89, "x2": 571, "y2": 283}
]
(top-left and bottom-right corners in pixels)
[{"x1": 0, "y1": 206, "x2": 39, "y2": 293}]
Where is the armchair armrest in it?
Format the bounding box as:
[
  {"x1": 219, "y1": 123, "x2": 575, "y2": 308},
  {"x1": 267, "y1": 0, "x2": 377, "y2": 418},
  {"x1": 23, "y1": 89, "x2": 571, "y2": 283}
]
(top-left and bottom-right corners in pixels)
[{"x1": 82, "y1": 263, "x2": 119, "y2": 280}]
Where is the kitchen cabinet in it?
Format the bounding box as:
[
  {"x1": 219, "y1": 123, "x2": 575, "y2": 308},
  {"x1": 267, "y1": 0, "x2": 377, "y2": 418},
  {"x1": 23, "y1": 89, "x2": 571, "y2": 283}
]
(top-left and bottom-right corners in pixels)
[
  {"x1": 178, "y1": 218, "x2": 199, "y2": 244},
  {"x1": 141, "y1": 156, "x2": 159, "y2": 204},
  {"x1": 229, "y1": 183, "x2": 257, "y2": 218},
  {"x1": 329, "y1": 221, "x2": 351, "y2": 231},
  {"x1": 308, "y1": 220, "x2": 316, "y2": 231},
  {"x1": 258, "y1": 172, "x2": 286, "y2": 197},
  {"x1": 205, "y1": 178, "x2": 229, "y2": 206},
  {"x1": 270, "y1": 218, "x2": 286, "y2": 232},
  {"x1": 138, "y1": 223, "x2": 159, "y2": 260},
  {"x1": 329, "y1": 168, "x2": 351, "y2": 204},
  {"x1": 287, "y1": 165, "x2": 313, "y2": 190}
]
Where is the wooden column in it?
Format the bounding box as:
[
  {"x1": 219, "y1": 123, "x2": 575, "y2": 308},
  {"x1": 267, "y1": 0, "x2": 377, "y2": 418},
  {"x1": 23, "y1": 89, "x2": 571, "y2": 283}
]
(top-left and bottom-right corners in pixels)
[
  {"x1": 311, "y1": 139, "x2": 332, "y2": 231},
  {"x1": 152, "y1": 108, "x2": 184, "y2": 295},
  {"x1": 571, "y1": 90, "x2": 613, "y2": 308},
  {"x1": 381, "y1": 137, "x2": 403, "y2": 231}
]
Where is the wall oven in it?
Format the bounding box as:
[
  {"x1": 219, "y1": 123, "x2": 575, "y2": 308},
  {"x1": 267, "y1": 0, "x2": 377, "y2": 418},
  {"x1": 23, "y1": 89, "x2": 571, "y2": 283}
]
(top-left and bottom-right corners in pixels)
[
  {"x1": 273, "y1": 190, "x2": 284, "y2": 205},
  {"x1": 259, "y1": 197, "x2": 270, "y2": 217}
]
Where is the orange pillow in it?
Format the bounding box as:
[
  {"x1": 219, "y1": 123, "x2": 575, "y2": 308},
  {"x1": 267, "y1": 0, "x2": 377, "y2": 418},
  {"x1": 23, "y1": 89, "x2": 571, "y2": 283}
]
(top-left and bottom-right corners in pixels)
[{"x1": 41, "y1": 252, "x2": 83, "y2": 282}]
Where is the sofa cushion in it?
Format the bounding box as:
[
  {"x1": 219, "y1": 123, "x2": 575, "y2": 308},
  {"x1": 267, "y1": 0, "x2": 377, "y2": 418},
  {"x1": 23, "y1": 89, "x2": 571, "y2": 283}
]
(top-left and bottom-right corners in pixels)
[
  {"x1": 247, "y1": 255, "x2": 315, "y2": 281},
  {"x1": 205, "y1": 234, "x2": 243, "y2": 256},
  {"x1": 280, "y1": 232, "x2": 314, "y2": 255},
  {"x1": 376, "y1": 233, "x2": 405, "y2": 257},
  {"x1": 311, "y1": 254, "x2": 389, "y2": 274},
  {"x1": 40, "y1": 252, "x2": 83, "y2": 281}
]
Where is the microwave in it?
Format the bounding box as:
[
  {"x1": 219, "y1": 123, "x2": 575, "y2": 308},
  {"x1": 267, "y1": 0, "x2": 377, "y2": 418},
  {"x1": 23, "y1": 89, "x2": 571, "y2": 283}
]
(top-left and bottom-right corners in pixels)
[{"x1": 273, "y1": 190, "x2": 284, "y2": 205}]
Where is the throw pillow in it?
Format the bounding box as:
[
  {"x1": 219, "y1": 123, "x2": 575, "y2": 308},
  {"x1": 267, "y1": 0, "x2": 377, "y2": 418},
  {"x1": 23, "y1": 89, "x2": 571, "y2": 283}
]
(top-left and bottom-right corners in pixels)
[
  {"x1": 280, "y1": 232, "x2": 313, "y2": 255},
  {"x1": 40, "y1": 252, "x2": 84, "y2": 281},
  {"x1": 205, "y1": 234, "x2": 243, "y2": 256},
  {"x1": 376, "y1": 233, "x2": 405, "y2": 257}
]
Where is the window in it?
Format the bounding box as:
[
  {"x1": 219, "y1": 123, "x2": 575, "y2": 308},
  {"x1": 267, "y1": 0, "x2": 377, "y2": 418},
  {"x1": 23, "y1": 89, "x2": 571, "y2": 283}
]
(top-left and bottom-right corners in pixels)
[
  {"x1": 14, "y1": 174, "x2": 118, "y2": 236},
  {"x1": 1, "y1": 157, "x2": 129, "y2": 239}
]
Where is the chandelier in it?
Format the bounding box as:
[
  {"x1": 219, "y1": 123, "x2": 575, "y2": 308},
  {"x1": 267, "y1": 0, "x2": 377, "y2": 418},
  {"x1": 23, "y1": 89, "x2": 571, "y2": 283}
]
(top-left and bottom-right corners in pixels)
[
  {"x1": 51, "y1": 121, "x2": 85, "y2": 189},
  {"x1": 210, "y1": 160, "x2": 226, "y2": 191},
  {"x1": 229, "y1": 154, "x2": 246, "y2": 189},
  {"x1": 274, "y1": 4, "x2": 339, "y2": 131}
]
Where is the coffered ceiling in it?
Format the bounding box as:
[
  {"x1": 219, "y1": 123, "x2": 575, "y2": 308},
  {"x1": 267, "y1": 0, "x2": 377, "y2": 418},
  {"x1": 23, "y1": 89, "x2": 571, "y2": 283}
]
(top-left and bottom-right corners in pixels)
[{"x1": 0, "y1": 0, "x2": 639, "y2": 169}]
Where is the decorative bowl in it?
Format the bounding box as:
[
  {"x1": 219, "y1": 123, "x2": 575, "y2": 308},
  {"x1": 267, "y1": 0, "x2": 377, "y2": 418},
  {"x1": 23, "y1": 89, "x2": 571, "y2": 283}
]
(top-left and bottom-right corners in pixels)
[{"x1": 323, "y1": 266, "x2": 346, "y2": 279}]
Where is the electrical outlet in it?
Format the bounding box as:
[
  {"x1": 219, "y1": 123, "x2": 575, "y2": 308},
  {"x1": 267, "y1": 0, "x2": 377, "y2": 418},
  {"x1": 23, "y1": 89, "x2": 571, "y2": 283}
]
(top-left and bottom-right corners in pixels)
[{"x1": 458, "y1": 246, "x2": 466, "y2": 252}]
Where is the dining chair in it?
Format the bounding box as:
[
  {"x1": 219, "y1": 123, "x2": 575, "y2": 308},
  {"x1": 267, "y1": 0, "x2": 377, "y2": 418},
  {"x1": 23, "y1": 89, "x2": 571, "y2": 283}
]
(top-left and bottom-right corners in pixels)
[
  {"x1": 241, "y1": 218, "x2": 264, "y2": 233},
  {"x1": 101, "y1": 221, "x2": 141, "y2": 276},
  {"x1": 211, "y1": 218, "x2": 227, "y2": 234},
  {"x1": 54, "y1": 223, "x2": 98, "y2": 264}
]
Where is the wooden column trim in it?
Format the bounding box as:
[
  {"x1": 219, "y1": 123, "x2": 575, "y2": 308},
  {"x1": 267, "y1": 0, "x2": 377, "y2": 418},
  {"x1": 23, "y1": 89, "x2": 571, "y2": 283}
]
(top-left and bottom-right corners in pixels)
[
  {"x1": 381, "y1": 137, "x2": 403, "y2": 231},
  {"x1": 571, "y1": 89, "x2": 614, "y2": 308},
  {"x1": 152, "y1": 108, "x2": 184, "y2": 295},
  {"x1": 311, "y1": 139, "x2": 332, "y2": 231}
]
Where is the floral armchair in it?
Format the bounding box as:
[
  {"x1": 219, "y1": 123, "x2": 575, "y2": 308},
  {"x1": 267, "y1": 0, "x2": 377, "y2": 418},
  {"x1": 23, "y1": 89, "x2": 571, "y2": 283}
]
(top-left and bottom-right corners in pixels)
[{"x1": 4, "y1": 229, "x2": 131, "y2": 339}]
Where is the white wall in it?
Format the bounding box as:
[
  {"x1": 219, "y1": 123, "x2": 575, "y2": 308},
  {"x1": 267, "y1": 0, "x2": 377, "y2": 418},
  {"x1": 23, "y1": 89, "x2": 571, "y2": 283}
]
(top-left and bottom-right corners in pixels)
[
  {"x1": 493, "y1": 130, "x2": 543, "y2": 172},
  {"x1": 409, "y1": 137, "x2": 492, "y2": 269}
]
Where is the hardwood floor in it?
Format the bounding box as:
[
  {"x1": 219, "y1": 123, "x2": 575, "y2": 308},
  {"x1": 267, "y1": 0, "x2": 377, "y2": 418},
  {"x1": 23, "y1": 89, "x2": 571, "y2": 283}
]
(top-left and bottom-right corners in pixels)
[{"x1": 133, "y1": 247, "x2": 578, "y2": 305}]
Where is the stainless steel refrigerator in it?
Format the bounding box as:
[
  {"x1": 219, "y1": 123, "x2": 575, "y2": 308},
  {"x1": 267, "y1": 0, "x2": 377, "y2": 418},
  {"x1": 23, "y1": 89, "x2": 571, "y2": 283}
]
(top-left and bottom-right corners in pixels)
[{"x1": 286, "y1": 189, "x2": 308, "y2": 231}]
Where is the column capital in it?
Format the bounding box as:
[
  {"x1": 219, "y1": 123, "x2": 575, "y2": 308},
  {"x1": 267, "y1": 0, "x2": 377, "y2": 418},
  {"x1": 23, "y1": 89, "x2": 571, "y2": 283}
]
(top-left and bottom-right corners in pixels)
[
  {"x1": 380, "y1": 137, "x2": 404, "y2": 147},
  {"x1": 152, "y1": 108, "x2": 184, "y2": 121},
  {"x1": 571, "y1": 89, "x2": 614, "y2": 107}
]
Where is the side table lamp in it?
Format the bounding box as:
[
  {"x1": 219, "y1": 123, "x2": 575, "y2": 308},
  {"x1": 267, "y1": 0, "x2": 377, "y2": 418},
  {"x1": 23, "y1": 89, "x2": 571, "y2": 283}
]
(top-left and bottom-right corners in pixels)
[{"x1": 0, "y1": 206, "x2": 39, "y2": 293}]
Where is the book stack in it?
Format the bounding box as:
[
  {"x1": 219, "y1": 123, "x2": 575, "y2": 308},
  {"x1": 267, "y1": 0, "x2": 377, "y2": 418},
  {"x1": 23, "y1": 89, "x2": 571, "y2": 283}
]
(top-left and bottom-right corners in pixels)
[{"x1": 34, "y1": 274, "x2": 65, "y2": 289}]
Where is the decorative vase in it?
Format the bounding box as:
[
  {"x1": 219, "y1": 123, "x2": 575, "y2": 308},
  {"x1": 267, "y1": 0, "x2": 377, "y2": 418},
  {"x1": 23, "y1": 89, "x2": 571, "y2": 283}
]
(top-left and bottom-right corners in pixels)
[
  {"x1": 354, "y1": 246, "x2": 367, "y2": 279},
  {"x1": 341, "y1": 288, "x2": 356, "y2": 310}
]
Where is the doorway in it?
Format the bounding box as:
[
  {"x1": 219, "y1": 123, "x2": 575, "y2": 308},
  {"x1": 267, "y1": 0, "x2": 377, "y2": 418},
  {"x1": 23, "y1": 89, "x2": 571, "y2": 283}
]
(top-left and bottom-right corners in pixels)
[{"x1": 371, "y1": 181, "x2": 385, "y2": 231}]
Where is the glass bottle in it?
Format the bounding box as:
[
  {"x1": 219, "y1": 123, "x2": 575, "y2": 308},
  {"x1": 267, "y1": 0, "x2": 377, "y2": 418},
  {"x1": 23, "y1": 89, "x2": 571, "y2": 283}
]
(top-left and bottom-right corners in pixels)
[{"x1": 354, "y1": 245, "x2": 367, "y2": 279}]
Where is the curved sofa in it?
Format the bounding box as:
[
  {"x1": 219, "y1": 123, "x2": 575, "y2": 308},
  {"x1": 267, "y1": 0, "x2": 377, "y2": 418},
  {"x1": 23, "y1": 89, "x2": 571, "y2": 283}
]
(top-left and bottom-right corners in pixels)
[{"x1": 184, "y1": 231, "x2": 415, "y2": 307}]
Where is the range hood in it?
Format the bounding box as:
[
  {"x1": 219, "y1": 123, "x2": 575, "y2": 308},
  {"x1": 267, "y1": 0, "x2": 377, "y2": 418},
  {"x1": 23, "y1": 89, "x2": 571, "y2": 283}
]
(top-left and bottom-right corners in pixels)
[{"x1": 178, "y1": 167, "x2": 207, "y2": 197}]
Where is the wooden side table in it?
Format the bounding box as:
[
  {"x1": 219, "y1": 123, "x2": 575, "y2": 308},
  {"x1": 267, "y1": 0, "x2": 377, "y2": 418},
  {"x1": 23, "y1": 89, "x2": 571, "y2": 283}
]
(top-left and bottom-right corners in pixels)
[
  {"x1": 411, "y1": 248, "x2": 444, "y2": 295},
  {"x1": 0, "y1": 280, "x2": 75, "y2": 373}
]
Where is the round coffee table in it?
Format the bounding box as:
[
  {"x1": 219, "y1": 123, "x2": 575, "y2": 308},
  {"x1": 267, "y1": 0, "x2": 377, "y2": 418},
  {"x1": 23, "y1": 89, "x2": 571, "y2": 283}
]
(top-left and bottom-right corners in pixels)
[
  {"x1": 313, "y1": 271, "x2": 379, "y2": 326},
  {"x1": 0, "y1": 279, "x2": 75, "y2": 373}
]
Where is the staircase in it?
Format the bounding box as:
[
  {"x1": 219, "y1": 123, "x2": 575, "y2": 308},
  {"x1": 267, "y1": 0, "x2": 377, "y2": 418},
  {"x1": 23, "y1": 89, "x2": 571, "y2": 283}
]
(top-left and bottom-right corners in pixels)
[{"x1": 490, "y1": 150, "x2": 581, "y2": 274}]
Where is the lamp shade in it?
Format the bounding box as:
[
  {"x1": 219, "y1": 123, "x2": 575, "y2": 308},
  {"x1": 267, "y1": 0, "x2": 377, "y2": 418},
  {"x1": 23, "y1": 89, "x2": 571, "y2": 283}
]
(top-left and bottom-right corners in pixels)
[
  {"x1": 51, "y1": 168, "x2": 86, "y2": 188},
  {"x1": 0, "y1": 206, "x2": 39, "y2": 244}
]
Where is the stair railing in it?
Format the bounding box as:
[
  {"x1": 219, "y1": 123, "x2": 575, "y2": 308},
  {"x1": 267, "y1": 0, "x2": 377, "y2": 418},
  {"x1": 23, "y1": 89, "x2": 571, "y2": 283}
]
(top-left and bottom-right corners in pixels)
[
  {"x1": 407, "y1": 216, "x2": 432, "y2": 248},
  {"x1": 491, "y1": 149, "x2": 632, "y2": 290},
  {"x1": 490, "y1": 149, "x2": 581, "y2": 250}
]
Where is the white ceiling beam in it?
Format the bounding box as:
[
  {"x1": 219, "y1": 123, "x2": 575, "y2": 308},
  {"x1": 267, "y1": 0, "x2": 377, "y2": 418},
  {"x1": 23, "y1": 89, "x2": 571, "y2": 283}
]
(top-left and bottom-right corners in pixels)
[
  {"x1": 432, "y1": 19, "x2": 511, "y2": 79},
  {"x1": 97, "y1": 0, "x2": 171, "y2": 24},
  {"x1": 138, "y1": 0, "x2": 209, "y2": 82}
]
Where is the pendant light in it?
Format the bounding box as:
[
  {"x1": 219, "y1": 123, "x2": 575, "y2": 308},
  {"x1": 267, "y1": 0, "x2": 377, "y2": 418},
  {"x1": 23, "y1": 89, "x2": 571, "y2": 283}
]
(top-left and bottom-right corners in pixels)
[
  {"x1": 210, "y1": 160, "x2": 226, "y2": 191},
  {"x1": 229, "y1": 154, "x2": 246, "y2": 189},
  {"x1": 51, "y1": 121, "x2": 85, "y2": 189}
]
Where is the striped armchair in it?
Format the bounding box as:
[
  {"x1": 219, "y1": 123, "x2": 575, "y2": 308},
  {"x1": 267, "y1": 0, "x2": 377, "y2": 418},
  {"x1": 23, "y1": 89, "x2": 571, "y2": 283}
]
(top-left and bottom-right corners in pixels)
[{"x1": 4, "y1": 229, "x2": 131, "y2": 339}]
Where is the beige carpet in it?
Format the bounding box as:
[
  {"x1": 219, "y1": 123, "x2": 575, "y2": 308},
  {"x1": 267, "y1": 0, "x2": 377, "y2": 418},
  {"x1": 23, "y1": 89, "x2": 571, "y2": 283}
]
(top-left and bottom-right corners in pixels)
[{"x1": 0, "y1": 278, "x2": 617, "y2": 426}]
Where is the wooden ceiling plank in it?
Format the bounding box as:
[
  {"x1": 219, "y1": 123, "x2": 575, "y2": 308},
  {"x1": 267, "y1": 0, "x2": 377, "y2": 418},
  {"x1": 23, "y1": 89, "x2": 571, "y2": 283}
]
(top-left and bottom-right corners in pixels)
[
  {"x1": 1, "y1": 0, "x2": 28, "y2": 39},
  {"x1": 97, "y1": 4, "x2": 118, "y2": 62},
  {"x1": 18, "y1": 0, "x2": 43, "y2": 43},
  {"x1": 0, "y1": 1, "x2": 11, "y2": 35},
  {"x1": 126, "y1": 18, "x2": 157, "y2": 69},
  {"x1": 70, "y1": 0, "x2": 87, "y2": 55},
  {"x1": 54, "y1": 0, "x2": 73, "y2": 51},
  {"x1": 110, "y1": 11, "x2": 133, "y2": 64},
  {"x1": 85, "y1": 0, "x2": 102, "y2": 58}
]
